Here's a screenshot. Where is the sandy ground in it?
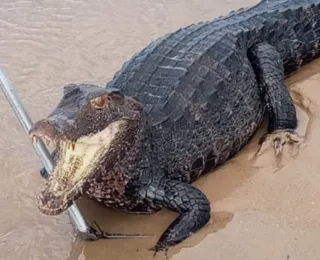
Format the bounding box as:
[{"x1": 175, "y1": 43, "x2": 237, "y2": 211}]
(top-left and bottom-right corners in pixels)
[{"x1": 1, "y1": 0, "x2": 320, "y2": 259}]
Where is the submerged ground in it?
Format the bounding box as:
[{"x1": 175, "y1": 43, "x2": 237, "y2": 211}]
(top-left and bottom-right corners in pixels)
[{"x1": 1, "y1": 0, "x2": 320, "y2": 259}]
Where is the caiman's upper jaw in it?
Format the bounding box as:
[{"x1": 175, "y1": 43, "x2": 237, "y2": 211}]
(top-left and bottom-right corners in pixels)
[
  {"x1": 29, "y1": 119, "x2": 81, "y2": 152},
  {"x1": 29, "y1": 119, "x2": 61, "y2": 149}
]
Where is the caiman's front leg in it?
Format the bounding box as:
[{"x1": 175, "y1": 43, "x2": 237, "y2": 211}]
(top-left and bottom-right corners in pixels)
[
  {"x1": 138, "y1": 178, "x2": 211, "y2": 254},
  {"x1": 248, "y1": 43, "x2": 302, "y2": 155}
]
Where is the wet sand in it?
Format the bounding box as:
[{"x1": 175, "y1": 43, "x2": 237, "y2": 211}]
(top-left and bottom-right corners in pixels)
[{"x1": 1, "y1": 0, "x2": 320, "y2": 259}]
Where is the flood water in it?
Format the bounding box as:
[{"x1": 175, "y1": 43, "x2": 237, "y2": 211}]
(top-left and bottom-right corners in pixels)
[{"x1": 1, "y1": 0, "x2": 320, "y2": 259}]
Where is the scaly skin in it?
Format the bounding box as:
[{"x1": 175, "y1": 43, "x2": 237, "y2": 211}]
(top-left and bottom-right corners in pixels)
[{"x1": 35, "y1": 0, "x2": 320, "y2": 254}]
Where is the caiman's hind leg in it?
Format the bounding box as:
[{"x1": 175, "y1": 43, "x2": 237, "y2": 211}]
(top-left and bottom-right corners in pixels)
[
  {"x1": 257, "y1": 129, "x2": 302, "y2": 156},
  {"x1": 138, "y1": 177, "x2": 211, "y2": 255},
  {"x1": 248, "y1": 43, "x2": 303, "y2": 155}
]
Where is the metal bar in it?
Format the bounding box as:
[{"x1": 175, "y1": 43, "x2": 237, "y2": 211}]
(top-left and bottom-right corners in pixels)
[{"x1": 0, "y1": 69, "x2": 96, "y2": 240}]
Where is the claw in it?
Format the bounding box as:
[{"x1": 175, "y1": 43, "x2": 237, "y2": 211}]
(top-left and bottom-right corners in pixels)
[
  {"x1": 257, "y1": 129, "x2": 303, "y2": 156},
  {"x1": 149, "y1": 244, "x2": 169, "y2": 259}
]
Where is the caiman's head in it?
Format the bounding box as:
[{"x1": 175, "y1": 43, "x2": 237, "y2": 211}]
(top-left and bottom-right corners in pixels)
[{"x1": 29, "y1": 84, "x2": 143, "y2": 215}]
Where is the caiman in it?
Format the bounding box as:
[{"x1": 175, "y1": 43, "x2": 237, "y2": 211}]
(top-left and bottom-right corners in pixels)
[{"x1": 29, "y1": 0, "x2": 320, "y2": 254}]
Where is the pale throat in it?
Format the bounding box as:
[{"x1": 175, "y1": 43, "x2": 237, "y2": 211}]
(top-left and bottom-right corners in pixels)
[{"x1": 47, "y1": 120, "x2": 127, "y2": 196}]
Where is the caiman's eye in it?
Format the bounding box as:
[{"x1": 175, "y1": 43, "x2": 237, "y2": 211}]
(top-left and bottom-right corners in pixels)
[{"x1": 90, "y1": 95, "x2": 111, "y2": 110}]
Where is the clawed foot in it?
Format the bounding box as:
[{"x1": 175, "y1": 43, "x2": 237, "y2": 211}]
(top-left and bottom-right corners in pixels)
[
  {"x1": 257, "y1": 129, "x2": 303, "y2": 156},
  {"x1": 149, "y1": 242, "x2": 169, "y2": 259}
]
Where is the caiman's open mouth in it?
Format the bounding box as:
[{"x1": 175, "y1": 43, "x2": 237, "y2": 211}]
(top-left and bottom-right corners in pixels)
[{"x1": 29, "y1": 119, "x2": 126, "y2": 215}]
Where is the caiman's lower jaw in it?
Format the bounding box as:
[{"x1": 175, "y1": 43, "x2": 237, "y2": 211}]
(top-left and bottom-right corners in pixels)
[
  {"x1": 38, "y1": 188, "x2": 73, "y2": 215},
  {"x1": 36, "y1": 120, "x2": 127, "y2": 216}
]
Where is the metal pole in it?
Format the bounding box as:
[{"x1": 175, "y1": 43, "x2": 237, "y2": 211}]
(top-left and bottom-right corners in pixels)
[{"x1": 0, "y1": 69, "x2": 96, "y2": 240}]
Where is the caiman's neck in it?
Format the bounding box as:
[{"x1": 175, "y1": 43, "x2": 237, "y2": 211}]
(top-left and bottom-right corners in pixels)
[
  {"x1": 86, "y1": 105, "x2": 153, "y2": 186},
  {"x1": 118, "y1": 114, "x2": 154, "y2": 176},
  {"x1": 113, "y1": 96, "x2": 155, "y2": 175}
]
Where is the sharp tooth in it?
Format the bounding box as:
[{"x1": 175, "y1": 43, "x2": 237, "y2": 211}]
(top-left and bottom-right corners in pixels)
[
  {"x1": 67, "y1": 143, "x2": 71, "y2": 150},
  {"x1": 72, "y1": 143, "x2": 75, "y2": 151}
]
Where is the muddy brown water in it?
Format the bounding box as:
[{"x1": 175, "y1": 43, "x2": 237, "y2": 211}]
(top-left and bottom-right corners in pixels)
[{"x1": 1, "y1": 0, "x2": 320, "y2": 259}]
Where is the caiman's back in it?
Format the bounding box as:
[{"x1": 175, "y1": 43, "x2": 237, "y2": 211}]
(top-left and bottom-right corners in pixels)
[{"x1": 106, "y1": 0, "x2": 320, "y2": 181}]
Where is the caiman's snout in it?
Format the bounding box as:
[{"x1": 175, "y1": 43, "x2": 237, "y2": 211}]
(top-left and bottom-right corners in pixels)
[{"x1": 29, "y1": 119, "x2": 59, "y2": 146}]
